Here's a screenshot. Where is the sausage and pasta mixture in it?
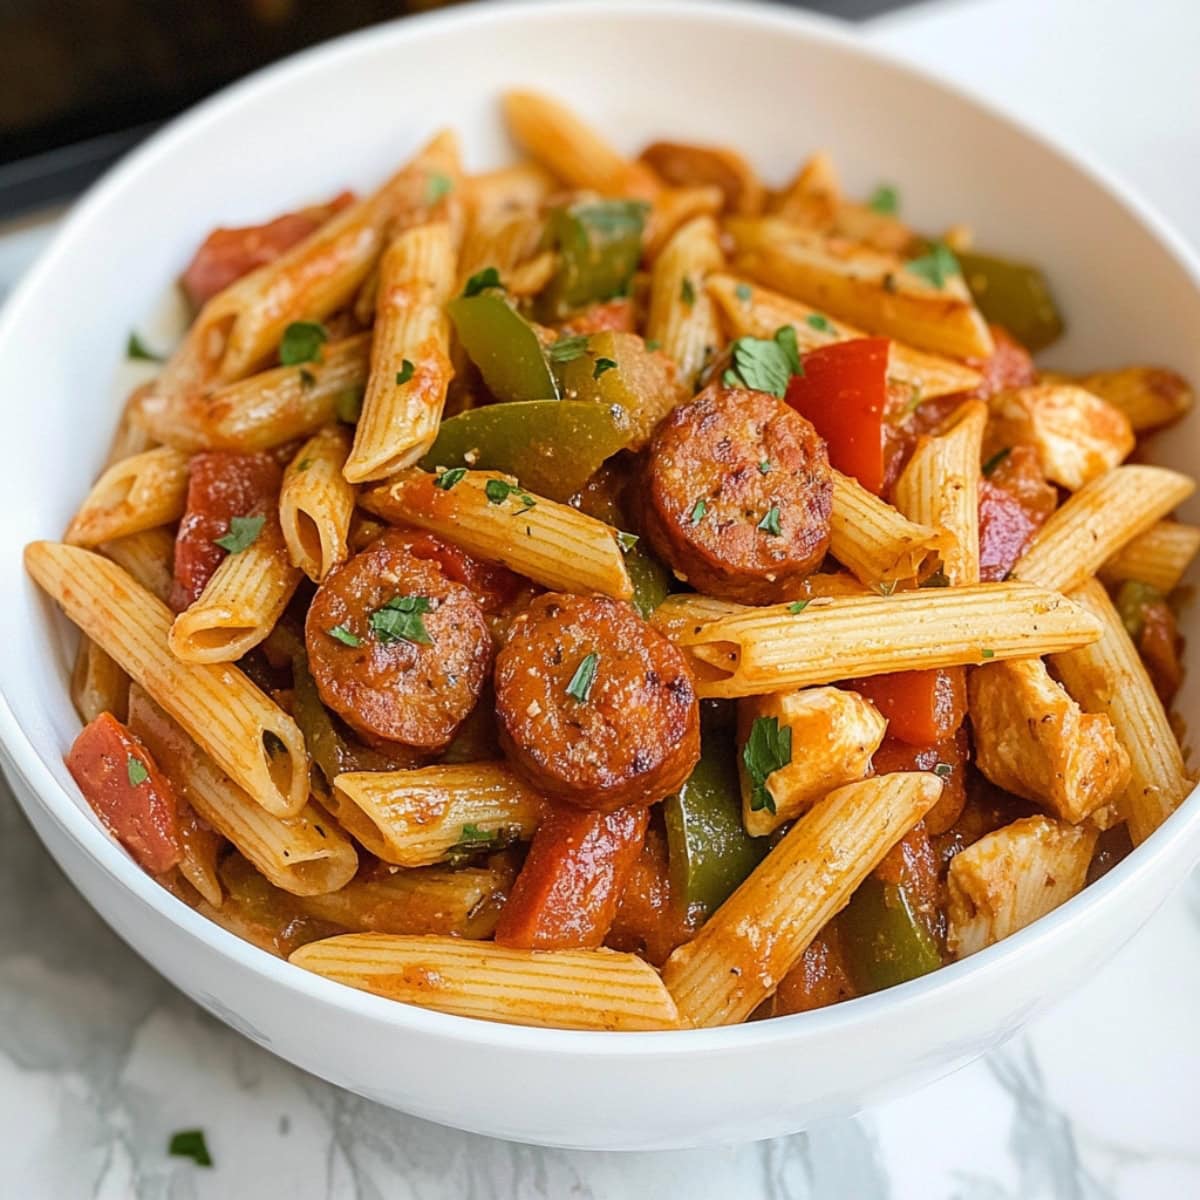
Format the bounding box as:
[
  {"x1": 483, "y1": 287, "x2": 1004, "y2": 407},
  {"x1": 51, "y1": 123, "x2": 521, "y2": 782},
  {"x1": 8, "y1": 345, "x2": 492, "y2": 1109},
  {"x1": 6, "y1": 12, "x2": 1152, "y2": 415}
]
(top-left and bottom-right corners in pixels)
[{"x1": 27, "y1": 92, "x2": 1197, "y2": 1031}]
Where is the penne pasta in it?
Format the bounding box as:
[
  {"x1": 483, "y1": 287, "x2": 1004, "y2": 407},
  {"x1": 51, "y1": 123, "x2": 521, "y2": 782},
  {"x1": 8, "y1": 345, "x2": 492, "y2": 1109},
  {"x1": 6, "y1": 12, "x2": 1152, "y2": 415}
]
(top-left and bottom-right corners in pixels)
[
  {"x1": 707, "y1": 274, "x2": 982, "y2": 400},
  {"x1": 104, "y1": 383, "x2": 158, "y2": 467},
  {"x1": 1049, "y1": 578, "x2": 1191, "y2": 845},
  {"x1": 893, "y1": 400, "x2": 986, "y2": 585},
  {"x1": 643, "y1": 184, "x2": 723, "y2": 261},
  {"x1": 456, "y1": 207, "x2": 545, "y2": 295},
  {"x1": 280, "y1": 426, "x2": 356, "y2": 581},
  {"x1": 726, "y1": 217, "x2": 994, "y2": 360},
  {"x1": 639, "y1": 140, "x2": 765, "y2": 216},
  {"x1": 830, "y1": 469, "x2": 947, "y2": 586},
  {"x1": 64, "y1": 446, "x2": 189, "y2": 547},
  {"x1": 25, "y1": 542, "x2": 309, "y2": 818},
  {"x1": 128, "y1": 685, "x2": 358, "y2": 896},
  {"x1": 1067, "y1": 366, "x2": 1193, "y2": 433},
  {"x1": 462, "y1": 161, "x2": 558, "y2": 223},
  {"x1": 328, "y1": 763, "x2": 544, "y2": 867},
  {"x1": 290, "y1": 934, "x2": 681, "y2": 1031},
  {"x1": 646, "y1": 215, "x2": 724, "y2": 387},
  {"x1": 1098, "y1": 520, "x2": 1200, "y2": 593},
  {"x1": 360, "y1": 468, "x2": 633, "y2": 600},
  {"x1": 344, "y1": 222, "x2": 456, "y2": 482},
  {"x1": 99, "y1": 527, "x2": 176, "y2": 603},
  {"x1": 947, "y1": 816, "x2": 1097, "y2": 958},
  {"x1": 662, "y1": 772, "x2": 942, "y2": 1026},
  {"x1": 667, "y1": 583, "x2": 1101, "y2": 699},
  {"x1": 70, "y1": 636, "x2": 129, "y2": 724},
  {"x1": 1012, "y1": 465, "x2": 1195, "y2": 593}
]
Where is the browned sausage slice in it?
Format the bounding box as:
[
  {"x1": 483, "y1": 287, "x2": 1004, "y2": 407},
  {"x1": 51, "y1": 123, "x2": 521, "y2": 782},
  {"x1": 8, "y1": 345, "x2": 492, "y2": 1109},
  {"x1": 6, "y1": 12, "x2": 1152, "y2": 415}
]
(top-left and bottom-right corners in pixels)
[
  {"x1": 641, "y1": 384, "x2": 833, "y2": 603},
  {"x1": 306, "y1": 530, "x2": 493, "y2": 749},
  {"x1": 494, "y1": 593, "x2": 700, "y2": 810}
]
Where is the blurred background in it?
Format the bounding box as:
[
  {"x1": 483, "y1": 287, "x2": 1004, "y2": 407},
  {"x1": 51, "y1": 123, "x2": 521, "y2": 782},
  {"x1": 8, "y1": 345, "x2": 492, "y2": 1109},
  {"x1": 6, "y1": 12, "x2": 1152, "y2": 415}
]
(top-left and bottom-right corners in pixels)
[{"x1": 0, "y1": 0, "x2": 913, "y2": 220}]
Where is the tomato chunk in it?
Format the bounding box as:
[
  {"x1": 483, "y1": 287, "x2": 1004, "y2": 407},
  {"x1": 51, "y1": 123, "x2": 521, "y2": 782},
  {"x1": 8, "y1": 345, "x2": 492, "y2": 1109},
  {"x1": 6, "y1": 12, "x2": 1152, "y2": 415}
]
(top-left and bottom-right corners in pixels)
[
  {"x1": 180, "y1": 191, "x2": 355, "y2": 308},
  {"x1": 390, "y1": 528, "x2": 523, "y2": 614},
  {"x1": 66, "y1": 712, "x2": 181, "y2": 875},
  {"x1": 558, "y1": 298, "x2": 637, "y2": 336},
  {"x1": 493, "y1": 801, "x2": 649, "y2": 950},
  {"x1": 872, "y1": 730, "x2": 968, "y2": 835},
  {"x1": 171, "y1": 451, "x2": 282, "y2": 611},
  {"x1": 965, "y1": 324, "x2": 1037, "y2": 399},
  {"x1": 848, "y1": 669, "x2": 967, "y2": 746},
  {"x1": 978, "y1": 480, "x2": 1040, "y2": 582},
  {"x1": 785, "y1": 338, "x2": 891, "y2": 494}
]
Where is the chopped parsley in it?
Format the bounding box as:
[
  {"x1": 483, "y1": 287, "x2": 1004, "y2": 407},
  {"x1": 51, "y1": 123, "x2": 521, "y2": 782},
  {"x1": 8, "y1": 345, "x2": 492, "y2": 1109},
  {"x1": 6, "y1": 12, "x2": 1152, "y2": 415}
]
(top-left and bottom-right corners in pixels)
[
  {"x1": 904, "y1": 242, "x2": 960, "y2": 289},
  {"x1": 743, "y1": 715, "x2": 791, "y2": 814},
  {"x1": 645, "y1": 339, "x2": 661, "y2": 352},
  {"x1": 982, "y1": 446, "x2": 1012, "y2": 476},
  {"x1": 369, "y1": 595, "x2": 433, "y2": 645},
  {"x1": 757, "y1": 506, "x2": 782, "y2": 536},
  {"x1": 296, "y1": 458, "x2": 313, "y2": 472},
  {"x1": 484, "y1": 478, "x2": 536, "y2": 512},
  {"x1": 722, "y1": 325, "x2": 802, "y2": 398},
  {"x1": 459, "y1": 823, "x2": 493, "y2": 843},
  {"x1": 434, "y1": 466, "x2": 468, "y2": 491},
  {"x1": 934, "y1": 762, "x2": 953, "y2": 779},
  {"x1": 395, "y1": 359, "x2": 415, "y2": 386},
  {"x1": 735, "y1": 282, "x2": 753, "y2": 304},
  {"x1": 334, "y1": 388, "x2": 363, "y2": 424},
  {"x1": 867, "y1": 184, "x2": 899, "y2": 216},
  {"x1": 758, "y1": 460, "x2": 772, "y2": 475},
  {"x1": 213, "y1": 514, "x2": 265, "y2": 554},
  {"x1": 298, "y1": 368, "x2": 316, "y2": 388},
  {"x1": 126, "y1": 756, "x2": 149, "y2": 787},
  {"x1": 565, "y1": 652, "x2": 600, "y2": 703},
  {"x1": 327, "y1": 624, "x2": 361, "y2": 648},
  {"x1": 805, "y1": 312, "x2": 835, "y2": 334},
  {"x1": 689, "y1": 498, "x2": 708, "y2": 524},
  {"x1": 462, "y1": 266, "x2": 502, "y2": 297},
  {"x1": 593, "y1": 356, "x2": 618, "y2": 380},
  {"x1": 426, "y1": 172, "x2": 454, "y2": 204},
  {"x1": 616, "y1": 530, "x2": 640, "y2": 552},
  {"x1": 126, "y1": 332, "x2": 164, "y2": 362},
  {"x1": 981, "y1": 648, "x2": 996, "y2": 659},
  {"x1": 547, "y1": 334, "x2": 589, "y2": 364},
  {"x1": 787, "y1": 600, "x2": 809, "y2": 614},
  {"x1": 279, "y1": 320, "x2": 328, "y2": 366},
  {"x1": 168, "y1": 1129, "x2": 212, "y2": 1167},
  {"x1": 681, "y1": 277, "x2": 696, "y2": 306}
]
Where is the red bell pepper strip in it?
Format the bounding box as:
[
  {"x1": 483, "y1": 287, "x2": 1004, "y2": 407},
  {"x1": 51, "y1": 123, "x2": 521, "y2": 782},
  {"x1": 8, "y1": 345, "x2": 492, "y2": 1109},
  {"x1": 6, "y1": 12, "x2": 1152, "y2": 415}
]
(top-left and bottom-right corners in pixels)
[
  {"x1": 65, "y1": 712, "x2": 182, "y2": 875},
  {"x1": 847, "y1": 668, "x2": 967, "y2": 746},
  {"x1": 493, "y1": 801, "x2": 649, "y2": 950},
  {"x1": 785, "y1": 337, "x2": 891, "y2": 494}
]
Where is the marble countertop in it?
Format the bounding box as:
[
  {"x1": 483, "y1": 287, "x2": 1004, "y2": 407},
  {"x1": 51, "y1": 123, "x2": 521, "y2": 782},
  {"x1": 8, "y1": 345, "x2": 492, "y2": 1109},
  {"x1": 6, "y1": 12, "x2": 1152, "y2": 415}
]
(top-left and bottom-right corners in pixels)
[{"x1": 4, "y1": 0, "x2": 1200, "y2": 1194}]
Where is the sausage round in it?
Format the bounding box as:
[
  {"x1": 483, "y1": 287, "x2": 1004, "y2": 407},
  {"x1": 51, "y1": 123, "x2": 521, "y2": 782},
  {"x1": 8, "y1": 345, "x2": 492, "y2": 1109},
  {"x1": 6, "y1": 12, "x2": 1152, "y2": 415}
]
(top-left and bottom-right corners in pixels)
[
  {"x1": 641, "y1": 384, "x2": 833, "y2": 603},
  {"x1": 494, "y1": 592, "x2": 700, "y2": 810},
  {"x1": 306, "y1": 530, "x2": 493, "y2": 749}
]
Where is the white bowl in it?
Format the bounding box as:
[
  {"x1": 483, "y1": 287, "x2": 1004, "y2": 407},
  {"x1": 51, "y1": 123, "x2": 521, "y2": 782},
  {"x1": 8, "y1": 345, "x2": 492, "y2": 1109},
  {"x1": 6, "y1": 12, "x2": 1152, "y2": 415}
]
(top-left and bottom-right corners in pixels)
[{"x1": 2, "y1": 0, "x2": 1198, "y2": 1152}]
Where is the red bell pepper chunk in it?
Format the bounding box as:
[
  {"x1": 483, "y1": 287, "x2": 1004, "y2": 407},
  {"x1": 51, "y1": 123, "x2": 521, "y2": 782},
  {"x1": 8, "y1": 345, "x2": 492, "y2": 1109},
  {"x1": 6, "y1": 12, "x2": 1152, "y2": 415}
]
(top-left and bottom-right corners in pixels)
[
  {"x1": 872, "y1": 729, "x2": 968, "y2": 836},
  {"x1": 170, "y1": 451, "x2": 282, "y2": 611},
  {"x1": 848, "y1": 668, "x2": 967, "y2": 747},
  {"x1": 785, "y1": 337, "x2": 891, "y2": 494},
  {"x1": 494, "y1": 801, "x2": 649, "y2": 950},
  {"x1": 978, "y1": 480, "x2": 1041, "y2": 582},
  {"x1": 65, "y1": 712, "x2": 182, "y2": 875}
]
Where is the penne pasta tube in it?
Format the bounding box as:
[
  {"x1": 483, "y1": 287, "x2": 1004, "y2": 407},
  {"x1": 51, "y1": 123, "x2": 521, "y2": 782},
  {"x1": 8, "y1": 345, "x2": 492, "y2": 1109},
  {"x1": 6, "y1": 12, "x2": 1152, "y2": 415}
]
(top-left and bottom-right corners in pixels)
[
  {"x1": 726, "y1": 217, "x2": 994, "y2": 360},
  {"x1": 328, "y1": 763, "x2": 544, "y2": 867},
  {"x1": 893, "y1": 400, "x2": 986, "y2": 585},
  {"x1": 360, "y1": 469, "x2": 633, "y2": 600},
  {"x1": 772, "y1": 151, "x2": 839, "y2": 230},
  {"x1": 169, "y1": 507, "x2": 302, "y2": 664},
  {"x1": 1098, "y1": 520, "x2": 1200, "y2": 593},
  {"x1": 1049, "y1": 578, "x2": 1191, "y2": 845},
  {"x1": 830, "y1": 469, "x2": 947, "y2": 586},
  {"x1": 280, "y1": 426, "x2": 356, "y2": 581},
  {"x1": 462, "y1": 161, "x2": 558, "y2": 223},
  {"x1": 99, "y1": 527, "x2": 176, "y2": 603},
  {"x1": 643, "y1": 184, "x2": 723, "y2": 261},
  {"x1": 134, "y1": 334, "x2": 371, "y2": 453},
  {"x1": 70, "y1": 636, "x2": 129, "y2": 724},
  {"x1": 1066, "y1": 366, "x2": 1193, "y2": 433},
  {"x1": 668, "y1": 583, "x2": 1101, "y2": 699},
  {"x1": 25, "y1": 542, "x2": 309, "y2": 818},
  {"x1": 64, "y1": 446, "x2": 189, "y2": 547},
  {"x1": 345, "y1": 222, "x2": 455, "y2": 481},
  {"x1": 1012, "y1": 465, "x2": 1195, "y2": 593},
  {"x1": 104, "y1": 383, "x2": 157, "y2": 467},
  {"x1": 646, "y1": 215, "x2": 724, "y2": 386},
  {"x1": 947, "y1": 816, "x2": 1097, "y2": 958},
  {"x1": 456, "y1": 207, "x2": 544, "y2": 294},
  {"x1": 289, "y1": 934, "x2": 681, "y2": 1031},
  {"x1": 128, "y1": 686, "x2": 358, "y2": 896},
  {"x1": 662, "y1": 772, "x2": 942, "y2": 1026},
  {"x1": 707, "y1": 274, "x2": 982, "y2": 400}
]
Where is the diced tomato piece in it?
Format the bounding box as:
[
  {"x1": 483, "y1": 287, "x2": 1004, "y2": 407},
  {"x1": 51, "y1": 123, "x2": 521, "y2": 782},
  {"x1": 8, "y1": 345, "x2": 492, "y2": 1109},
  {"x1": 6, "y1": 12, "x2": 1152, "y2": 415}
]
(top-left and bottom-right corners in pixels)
[
  {"x1": 605, "y1": 823, "x2": 696, "y2": 967},
  {"x1": 978, "y1": 480, "x2": 1040, "y2": 582},
  {"x1": 391, "y1": 528, "x2": 523, "y2": 614},
  {"x1": 170, "y1": 451, "x2": 282, "y2": 611},
  {"x1": 873, "y1": 730, "x2": 968, "y2": 835},
  {"x1": 494, "y1": 802, "x2": 649, "y2": 950},
  {"x1": 848, "y1": 668, "x2": 967, "y2": 746},
  {"x1": 965, "y1": 324, "x2": 1038, "y2": 399},
  {"x1": 559, "y1": 298, "x2": 637, "y2": 336},
  {"x1": 786, "y1": 338, "x2": 891, "y2": 494},
  {"x1": 66, "y1": 713, "x2": 182, "y2": 875},
  {"x1": 180, "y1": 191, "x2": 355, "y2": 308}
]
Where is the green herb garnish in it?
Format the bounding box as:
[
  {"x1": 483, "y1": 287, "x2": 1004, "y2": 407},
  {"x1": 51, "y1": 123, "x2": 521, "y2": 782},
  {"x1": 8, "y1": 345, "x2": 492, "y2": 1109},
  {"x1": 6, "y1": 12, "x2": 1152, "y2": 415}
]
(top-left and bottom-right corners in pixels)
[
  {"x1": 434, "y1": 467, "x2": 468, "y2": 491},
  {"x1": 982, "y1": 446, "x2": 1012, "y2": 476},
  {"x1": 213, "y1": 514, "x2": 265, "y2": 554},
  {"x1": 757, "y1": 506, "x2": 782, "y2": 536},
  {"x1": 867, "y1": 184, "x2": 899, "y2": 215},
  {"x1": 334, "y1": 388, "x2": 363, "y2": 424},
  {"x1": 369, "y1": 595, "x2": 433, "y2": 645},
  {"x1": 279, "y1": 320, "x2": 328, "y2": 366},
  {"x1": 934, "y1": 762, "x2": 953, "y2": 779},
  {"x1": 805, "y1": 313, "x2": 835, "y2": 334},
  {"x1": 904, "y1": 242, "x2": 960, "y2": 289},
  {"x1": 981, "y1": 648, "x2": 996, "y2": 659},
  {"x1": 547, "y1": 334, "x2": 589, "y2": 364},
  {"x1": 168, "y1": 1129, "x2": 212, "y2": 1168},
  {"x1": 296, "y1": 458, "x2": 313, "y2": 472},
  {"x1": 758, "y1": 460, "x2": 772, "y2": 475},
  {"x1": 743, "y1": 715, "x2": 791, "y2": 814},
  {"x1": 395, "y1": 359, "x2": 415, "y2": 386},
  {"x1": 787, "y1": 600, "x2": 809, "y2": 614},
  {"x1": 723, "y1": 326, "x2": 803, "y2": 398},
  {"x1": 681, "y1": 277, "x2": 696, "y2": 306},
  {"x1": 127, "y1": 332, "x2": 164, "y2": 362},
  {"x1": 593, "y1": 356, "x2": 618, "y2": 379},
  {"x1": 127, "y1": 756, "x2": 149, "y2": 786},
  {"x1": 484, "y1": 478, "x2": 536, "y2": 512},
  {"x1": 458, "y1": 823, "x2": 493, "y2": 843},
  {"x1": 565, "y1": 652, "x2": 599, "y2": 703},
  {"x1": 616, "y1": 530, "x2": 639, "y2": 552},
  {"x1": 327, "y1": 624, "x2": 362, "y2": 648},
  {"x1": 735, "y1": 283, "x2": 752, "y2": 304},
  {"x1": 427, "y1": 172, "x2": 454, "y2": 204},
  {"x1": 689, "y1": 498, "x2": 708, "y2": 524},
  {"x1": 462, "y1": 266, "x2": 502, "y2": 297}
]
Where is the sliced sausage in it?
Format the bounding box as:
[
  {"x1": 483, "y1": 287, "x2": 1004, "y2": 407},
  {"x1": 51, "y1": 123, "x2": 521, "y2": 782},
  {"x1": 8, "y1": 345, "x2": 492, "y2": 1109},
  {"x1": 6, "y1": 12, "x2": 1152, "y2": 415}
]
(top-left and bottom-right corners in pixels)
[
  {"x1": 641, "y1": 384, "x2": 833, "y2": 603},
  {"x1": 494, "y1": 592, "x2": 700, "y2": 810},
  {"x1": 306, "y1": 530, "x2": 493, "y2": 749}
]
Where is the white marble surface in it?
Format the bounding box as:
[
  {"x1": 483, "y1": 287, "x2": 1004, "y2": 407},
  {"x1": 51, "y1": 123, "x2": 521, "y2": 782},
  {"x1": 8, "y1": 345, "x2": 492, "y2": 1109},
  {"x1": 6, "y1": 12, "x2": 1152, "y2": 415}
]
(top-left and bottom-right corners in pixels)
[{"x1": 4, "y1": 0, "x2": 1200, "y2": 1194}]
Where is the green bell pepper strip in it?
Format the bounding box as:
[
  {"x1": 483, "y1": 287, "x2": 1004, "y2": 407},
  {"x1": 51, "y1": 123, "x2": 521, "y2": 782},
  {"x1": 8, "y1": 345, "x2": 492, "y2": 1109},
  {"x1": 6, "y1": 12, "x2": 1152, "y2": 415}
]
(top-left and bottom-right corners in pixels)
[
  {"x1": 839, "y1": 876, "x2": 941, "y2": 994},
  {"x1": 447, "y1": 292, "x2": 559, "y2": 403},
  {"x1": 419, "y1": 399, "x2": 634, "y2": 503},
  {"x1": 624, "y1": 542, "x2": 672, "y2": 618},
  {"x1": 1115, "y1": 578, "x2": 1165, "y2": 642},
  {"x1": 538, "y1": 200, "x2": 646, "y2": 319},
  {"x1": 956, "y1": 250, "x2": 1064, "y2": 352},
  {"x1": 664, "y1": 733, "x2": 768, "y2": 918}
]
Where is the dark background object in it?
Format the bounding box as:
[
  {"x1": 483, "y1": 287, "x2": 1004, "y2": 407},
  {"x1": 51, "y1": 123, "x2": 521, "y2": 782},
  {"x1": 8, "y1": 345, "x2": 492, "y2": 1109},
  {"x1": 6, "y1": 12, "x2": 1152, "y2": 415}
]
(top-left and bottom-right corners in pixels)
[{"x1": 0, "y1": 0, "x2": 916, "y2": 220}]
